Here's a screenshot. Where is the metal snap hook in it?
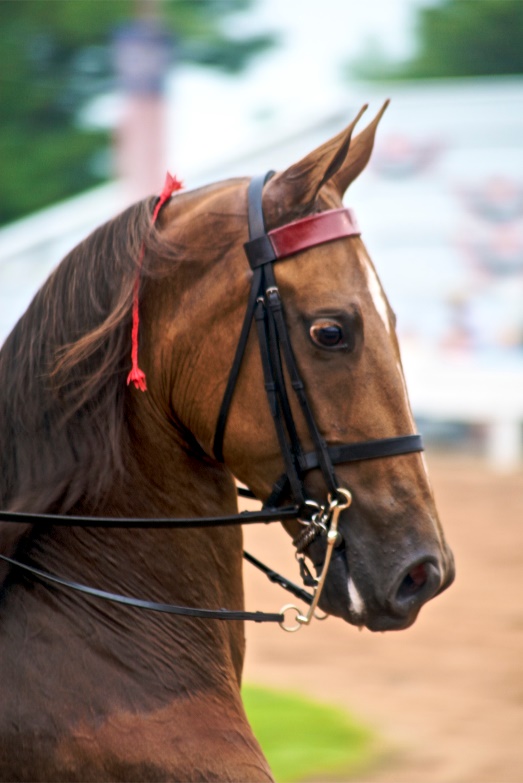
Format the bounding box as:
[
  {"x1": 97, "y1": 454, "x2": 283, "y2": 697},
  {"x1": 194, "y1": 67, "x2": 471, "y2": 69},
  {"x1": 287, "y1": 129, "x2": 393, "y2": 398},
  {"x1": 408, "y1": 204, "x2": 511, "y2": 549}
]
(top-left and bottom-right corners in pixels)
[
  {"x1": 295, "y1": 553, "x2": 319, "y2": 587},
  {"x1": 297, "y1": 498, "x2": 323, "y2": 526},
  {"x1": 288, "y1": 487, "x2": 353, "y2": 629}
]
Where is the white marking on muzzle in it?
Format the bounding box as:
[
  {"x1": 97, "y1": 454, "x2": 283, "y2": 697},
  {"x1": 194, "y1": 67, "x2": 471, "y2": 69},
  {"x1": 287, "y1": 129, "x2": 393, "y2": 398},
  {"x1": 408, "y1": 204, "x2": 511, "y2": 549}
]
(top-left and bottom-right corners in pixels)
[{"x1": 348, "y1": 577, "x2": 365, "y2": 618}]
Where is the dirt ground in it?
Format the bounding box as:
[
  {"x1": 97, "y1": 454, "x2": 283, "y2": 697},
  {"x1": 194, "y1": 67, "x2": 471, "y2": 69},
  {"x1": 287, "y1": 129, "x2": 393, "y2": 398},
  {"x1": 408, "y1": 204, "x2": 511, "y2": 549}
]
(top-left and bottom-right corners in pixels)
[{"x1": 242, "y1": 453, "x2": 523, "y2": 783}]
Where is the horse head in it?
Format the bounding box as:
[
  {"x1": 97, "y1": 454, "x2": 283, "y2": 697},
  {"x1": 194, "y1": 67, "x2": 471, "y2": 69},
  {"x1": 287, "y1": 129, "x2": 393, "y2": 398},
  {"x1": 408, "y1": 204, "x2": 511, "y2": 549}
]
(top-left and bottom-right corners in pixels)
[{"x1": 139, "y1": 103, "x2": 455, "y2": 632}]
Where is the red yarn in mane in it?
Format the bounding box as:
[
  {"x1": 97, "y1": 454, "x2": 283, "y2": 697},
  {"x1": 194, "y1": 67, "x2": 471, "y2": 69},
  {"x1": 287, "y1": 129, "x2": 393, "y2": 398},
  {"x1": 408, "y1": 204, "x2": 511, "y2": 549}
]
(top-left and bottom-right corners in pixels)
[{"x1": 127, "y1": 173, "x2": 184, "y2": 391}]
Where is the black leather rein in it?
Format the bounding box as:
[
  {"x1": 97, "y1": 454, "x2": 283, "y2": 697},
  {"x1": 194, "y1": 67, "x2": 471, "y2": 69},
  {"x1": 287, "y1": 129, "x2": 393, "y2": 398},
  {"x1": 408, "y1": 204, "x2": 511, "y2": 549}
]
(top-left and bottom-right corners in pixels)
[{"x1": 0, "y1": 173, "x2": 423, "y2": 625}]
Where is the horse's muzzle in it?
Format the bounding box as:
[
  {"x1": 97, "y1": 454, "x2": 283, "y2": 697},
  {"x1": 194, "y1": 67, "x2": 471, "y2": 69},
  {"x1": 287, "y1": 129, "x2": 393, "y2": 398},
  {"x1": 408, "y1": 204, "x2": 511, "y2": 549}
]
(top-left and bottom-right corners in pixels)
[{"x1": 317, "y1": 540, "x2": 455, "y2": 632}]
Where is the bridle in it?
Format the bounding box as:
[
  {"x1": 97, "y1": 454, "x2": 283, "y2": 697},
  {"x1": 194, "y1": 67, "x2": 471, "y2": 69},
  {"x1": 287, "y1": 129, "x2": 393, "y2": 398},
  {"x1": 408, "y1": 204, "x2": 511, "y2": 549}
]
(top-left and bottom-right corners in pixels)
[
  {"x1": 214, "y1": 173, "x2": 422, "y2": 512},
  {"x1": 0, "y1": 174, "x2": 423, "y2": 632}
]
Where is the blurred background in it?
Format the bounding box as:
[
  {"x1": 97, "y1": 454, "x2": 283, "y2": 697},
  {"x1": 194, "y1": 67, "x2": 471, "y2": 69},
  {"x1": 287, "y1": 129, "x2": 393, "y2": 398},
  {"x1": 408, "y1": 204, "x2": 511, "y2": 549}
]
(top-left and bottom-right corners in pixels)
[{"x1": 1, "y1": 2, "x2": 522, "y2": 781}]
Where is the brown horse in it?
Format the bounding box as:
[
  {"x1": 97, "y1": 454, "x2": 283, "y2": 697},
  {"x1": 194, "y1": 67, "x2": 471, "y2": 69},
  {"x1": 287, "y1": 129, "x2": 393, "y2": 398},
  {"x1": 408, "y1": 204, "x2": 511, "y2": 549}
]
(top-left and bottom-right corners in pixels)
[{"x1": 0, "y1": 105, "x2": 454, "y2": 781}]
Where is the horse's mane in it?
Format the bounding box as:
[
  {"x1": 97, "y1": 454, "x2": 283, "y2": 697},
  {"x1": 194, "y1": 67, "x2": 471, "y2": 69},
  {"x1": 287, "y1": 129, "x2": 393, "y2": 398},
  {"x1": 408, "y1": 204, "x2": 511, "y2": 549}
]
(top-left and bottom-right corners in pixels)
[
  {"x1": 0, "y1": 179, "x2": 246, "y2": 588},
  {"x1": 0, "y1": 197, "x2": 176, "y2": 515}
]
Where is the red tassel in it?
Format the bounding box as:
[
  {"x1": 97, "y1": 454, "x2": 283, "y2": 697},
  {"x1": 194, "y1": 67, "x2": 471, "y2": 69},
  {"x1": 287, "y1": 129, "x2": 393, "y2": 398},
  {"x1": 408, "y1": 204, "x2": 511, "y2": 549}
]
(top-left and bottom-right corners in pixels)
[
  {"x1": 127, "y1": 172, "x2": 184, "y2": 391},
  {"x1": 152, "y1": 172, "x2": 184, "y2": 222},
  {"x1": 126, "y1": 366, "x2": 147, "y2": 392}
]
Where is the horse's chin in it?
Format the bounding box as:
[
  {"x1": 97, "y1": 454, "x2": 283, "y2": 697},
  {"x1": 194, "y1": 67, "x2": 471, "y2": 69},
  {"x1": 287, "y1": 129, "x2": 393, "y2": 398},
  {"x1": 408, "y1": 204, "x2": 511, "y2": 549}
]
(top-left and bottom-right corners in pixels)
[{"x1": 314, "y1": 549, "x2": 355, "y2": 623}]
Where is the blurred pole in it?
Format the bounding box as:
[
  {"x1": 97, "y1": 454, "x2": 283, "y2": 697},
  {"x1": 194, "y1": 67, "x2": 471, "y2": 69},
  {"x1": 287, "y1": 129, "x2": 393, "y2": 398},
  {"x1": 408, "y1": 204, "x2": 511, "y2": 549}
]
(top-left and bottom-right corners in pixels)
[{"x1": 113, "y1": 0, "x2": 173, "y2": 205}]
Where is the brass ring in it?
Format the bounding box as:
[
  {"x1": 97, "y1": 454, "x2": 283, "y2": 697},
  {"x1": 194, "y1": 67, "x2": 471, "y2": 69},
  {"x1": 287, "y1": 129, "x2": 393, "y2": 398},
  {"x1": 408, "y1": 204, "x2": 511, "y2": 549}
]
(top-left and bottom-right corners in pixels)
[
  {"x1": 279, "y1": 604, "x2": 304, "y2": 633},
  {"x1": 328, "y1": 487, "x2": 352, "y2": 512}
]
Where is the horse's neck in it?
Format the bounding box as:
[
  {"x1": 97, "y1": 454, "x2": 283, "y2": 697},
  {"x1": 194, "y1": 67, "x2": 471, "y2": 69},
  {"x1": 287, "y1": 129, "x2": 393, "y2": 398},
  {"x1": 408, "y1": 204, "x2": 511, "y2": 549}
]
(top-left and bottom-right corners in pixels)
[
  {"x1": 0, "y1": 431, "x2": 273, "y2": 779},
  {"x1": 10, "y1": 406, "x2": 246, "y2": 697}
]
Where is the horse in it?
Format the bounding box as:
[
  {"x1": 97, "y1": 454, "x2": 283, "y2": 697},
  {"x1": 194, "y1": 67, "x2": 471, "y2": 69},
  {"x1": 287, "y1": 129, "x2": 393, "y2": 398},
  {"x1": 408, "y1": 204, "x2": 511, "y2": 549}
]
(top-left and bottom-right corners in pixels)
[{"x1": 0, "y1": 103, "x2": 454, "y2": 782}]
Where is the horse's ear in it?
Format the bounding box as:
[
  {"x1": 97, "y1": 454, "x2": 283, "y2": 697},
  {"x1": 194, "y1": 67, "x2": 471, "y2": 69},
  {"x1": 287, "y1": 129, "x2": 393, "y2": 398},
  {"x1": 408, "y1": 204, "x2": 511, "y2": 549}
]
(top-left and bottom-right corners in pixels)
[
  {"x1": 264, "y1": 105, "x2": 369, "y2": 223},
  {"x1": 331, "y1": 100, "x2": 390, "y2": 196}
]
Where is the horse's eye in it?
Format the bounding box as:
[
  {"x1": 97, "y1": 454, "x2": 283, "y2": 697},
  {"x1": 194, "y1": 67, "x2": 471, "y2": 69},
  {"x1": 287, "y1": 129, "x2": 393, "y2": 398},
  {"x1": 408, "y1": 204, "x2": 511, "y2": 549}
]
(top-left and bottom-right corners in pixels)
[{"x1": 310, "y1": 321, "x2": 346, "y2": 349}]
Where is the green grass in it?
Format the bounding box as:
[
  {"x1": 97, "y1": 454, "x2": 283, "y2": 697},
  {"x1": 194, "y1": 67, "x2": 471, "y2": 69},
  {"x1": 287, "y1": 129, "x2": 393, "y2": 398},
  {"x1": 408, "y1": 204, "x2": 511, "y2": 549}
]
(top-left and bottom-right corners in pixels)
[{"x1": 242, "y1": 684, "x2": 378, "y2": 782}]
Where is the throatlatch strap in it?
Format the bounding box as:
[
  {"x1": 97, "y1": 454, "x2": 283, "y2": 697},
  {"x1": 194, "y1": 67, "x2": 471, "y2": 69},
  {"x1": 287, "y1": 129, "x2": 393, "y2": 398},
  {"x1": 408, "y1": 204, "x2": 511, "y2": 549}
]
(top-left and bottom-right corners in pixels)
[
  {"x1": 212, "y1": 172, "x2": 275, "y2": 462},
  {"x1": 212, "y1": 265, "x2": 262, "y2": 462}
]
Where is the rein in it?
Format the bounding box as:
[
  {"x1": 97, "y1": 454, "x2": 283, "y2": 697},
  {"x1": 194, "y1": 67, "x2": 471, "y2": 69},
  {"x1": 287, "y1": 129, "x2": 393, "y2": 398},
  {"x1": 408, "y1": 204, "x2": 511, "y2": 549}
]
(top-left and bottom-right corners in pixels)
[{"x1": 0, "y1": 174, "x2": 424, "y2": 632}]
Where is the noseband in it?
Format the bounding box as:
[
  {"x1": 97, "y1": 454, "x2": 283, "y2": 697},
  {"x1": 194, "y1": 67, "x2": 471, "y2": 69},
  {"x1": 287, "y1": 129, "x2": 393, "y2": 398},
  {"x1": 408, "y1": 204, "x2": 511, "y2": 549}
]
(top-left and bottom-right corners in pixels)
[{"x1": 0, "y1": 174, "x2": 423, "y2": 631}]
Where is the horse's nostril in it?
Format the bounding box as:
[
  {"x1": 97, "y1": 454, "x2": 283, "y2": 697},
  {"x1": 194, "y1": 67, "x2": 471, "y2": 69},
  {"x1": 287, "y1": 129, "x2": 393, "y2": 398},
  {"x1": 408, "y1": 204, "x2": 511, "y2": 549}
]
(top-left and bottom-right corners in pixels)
[
  {"x1": 398, "y1": 562, "x2": 428, "y2": 597},
  {"x1": 356, "y1": 559, "x2": 444, "y2": 631},
  {"x1": 393, "y1": 560, "x2": 440, "y2": 608}
]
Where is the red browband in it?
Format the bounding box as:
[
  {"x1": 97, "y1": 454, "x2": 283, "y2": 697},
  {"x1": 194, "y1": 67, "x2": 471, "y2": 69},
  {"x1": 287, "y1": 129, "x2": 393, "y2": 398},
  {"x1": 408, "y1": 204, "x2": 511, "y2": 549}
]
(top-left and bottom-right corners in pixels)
[{"x1": 268, "y1": 207, "x2": 360, "y2": 260}]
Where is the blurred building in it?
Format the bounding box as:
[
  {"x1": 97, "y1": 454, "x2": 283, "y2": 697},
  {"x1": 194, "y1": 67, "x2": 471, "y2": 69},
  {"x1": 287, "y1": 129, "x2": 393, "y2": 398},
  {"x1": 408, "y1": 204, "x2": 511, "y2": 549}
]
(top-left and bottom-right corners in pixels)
[{"x1": 113, "y1": 19, "x2": 173, "y2": 202}]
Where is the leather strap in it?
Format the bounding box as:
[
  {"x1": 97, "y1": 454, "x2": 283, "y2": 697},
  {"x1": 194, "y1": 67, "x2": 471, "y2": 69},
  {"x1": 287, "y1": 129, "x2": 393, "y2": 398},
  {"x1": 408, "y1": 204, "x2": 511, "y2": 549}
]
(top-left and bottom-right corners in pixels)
[
  {"x1": 265, "y1": 287, "x2": 338, "y2": 498},
  {"x1": 212, "y1": 172, "x2": 275, "y2": 462},
  {"x1": 0, "y1": 434, "x2": 423, "y2": 530},
  {"x1": 243, "y1": 550, "x2": 313, "y2": 605},
  {"x1": 0, "y1": 553, "x2": 283, "y2": 623},
  {"x1": 248, "y1": 177, "x2": 311, "y2": 508},
  {"x1": 254, "y1": 295, "x2": 307, "y2": 508},
  {"x1": 300, "y1": 435, "x2": 425, "y2": 472},
  {"x1": 245, "y1": 208, "x2": 360, "y2": 268},
  {"x1": 264, "y1": 435, "x2": 425, "y2": 508},
  {"x1": 212, "y1": 265, "x2": 263, "y2": 462},
  {"x1": 0, "y1": 504, "x2": 302, "y2": 528},
  {"x1": 270, "y1": 207, "x2": 360, "y2": 259}
]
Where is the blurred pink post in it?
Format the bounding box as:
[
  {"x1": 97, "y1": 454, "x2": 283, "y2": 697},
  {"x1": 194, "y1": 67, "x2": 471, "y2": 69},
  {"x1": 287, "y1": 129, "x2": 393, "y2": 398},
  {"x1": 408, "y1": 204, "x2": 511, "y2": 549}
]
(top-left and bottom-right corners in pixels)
[{"x1": 113, "y1": 8, "x2": 173, "y2": 205}]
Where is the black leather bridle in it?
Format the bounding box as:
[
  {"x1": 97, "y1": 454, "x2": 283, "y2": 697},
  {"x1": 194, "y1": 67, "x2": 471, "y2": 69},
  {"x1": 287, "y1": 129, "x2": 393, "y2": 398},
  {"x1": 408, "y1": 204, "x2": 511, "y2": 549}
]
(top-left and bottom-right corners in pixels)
[
  {"x1": 0, "y1": 174, "x2": 423, "y2": 630},
  {"x1": 214, "y1": 173, "x2": 423, "y2": 513}
]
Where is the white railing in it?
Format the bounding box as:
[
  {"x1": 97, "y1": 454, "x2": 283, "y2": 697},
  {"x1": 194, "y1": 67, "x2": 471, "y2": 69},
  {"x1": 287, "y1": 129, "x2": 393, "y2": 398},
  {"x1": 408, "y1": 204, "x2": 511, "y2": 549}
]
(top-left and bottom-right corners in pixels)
[{"x1": 403, "y1": 347, "x2": 523, "y2": 471}]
